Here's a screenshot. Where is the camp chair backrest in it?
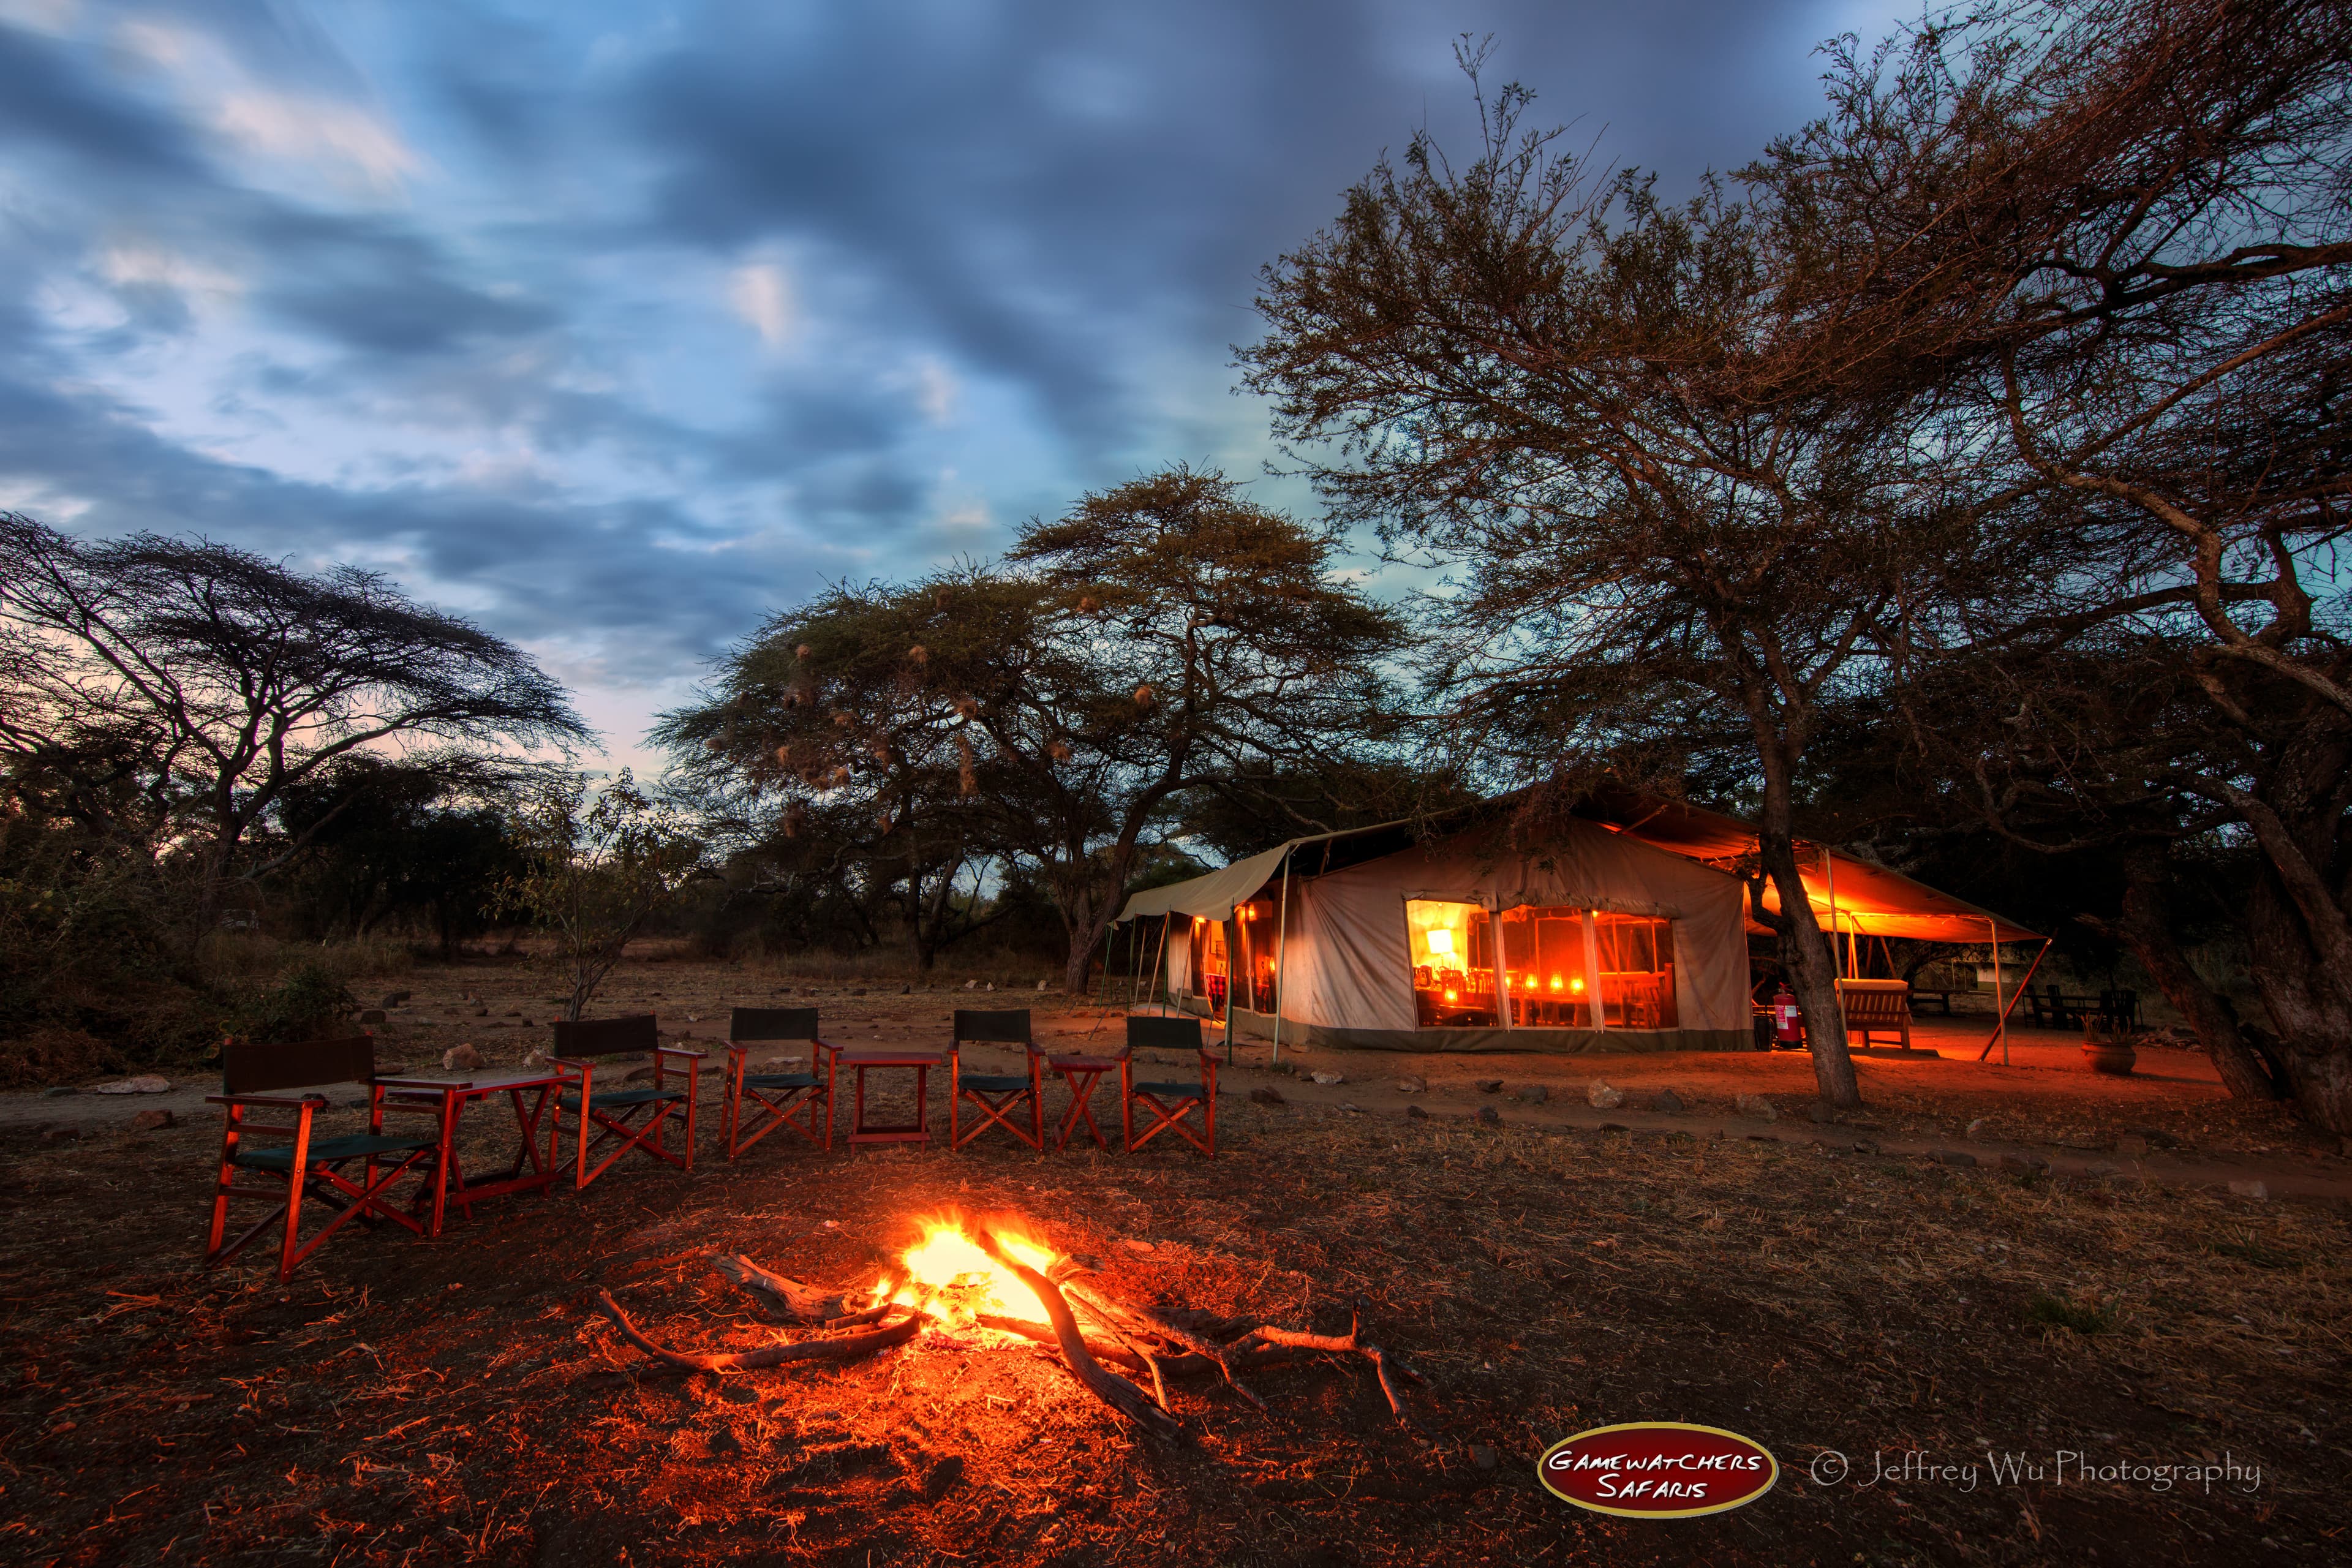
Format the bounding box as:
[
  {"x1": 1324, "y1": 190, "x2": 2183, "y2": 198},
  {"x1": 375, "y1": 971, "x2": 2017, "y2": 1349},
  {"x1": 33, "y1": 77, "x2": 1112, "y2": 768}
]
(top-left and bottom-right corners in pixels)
[
  {"x1": 954, "y1": 1009, "x2": 1031, "y2": 1046},
  {"x1": 1835, "y1": 979, "x2": 1910, "y2": 995},
  {"x1": 552, "y1": 1015, "x2": 660, "y2": 1057},
  {"x1": 1125, "y1": 1015, "x2": 1202, "y2": 1054},
  {"x1": 730, "y1": 1007, "x2": 820, "y2": 1044},
  {"x1": 223, "y1": 1036, "x2": 377, "y2": 1096}
]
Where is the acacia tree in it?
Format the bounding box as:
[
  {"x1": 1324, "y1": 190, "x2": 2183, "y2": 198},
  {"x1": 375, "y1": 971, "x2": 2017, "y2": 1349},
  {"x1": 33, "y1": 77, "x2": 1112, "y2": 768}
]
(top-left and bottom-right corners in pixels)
[
  {"x1": 500, "y1": 771, "x2": 704, "y2": 1021},
  {"x1": 0, "y1": 516, "x2": 589, "y2": 932},
  {"x1": 1240, "y1": 61, "x2": 1969, "y2": 1106},
  {"x1": 1751, "y1": 0, "x2": 2352, "y2": 1125},
  {"x1": 661, "y1": 466, "x2": 1406, "y2": 989}
]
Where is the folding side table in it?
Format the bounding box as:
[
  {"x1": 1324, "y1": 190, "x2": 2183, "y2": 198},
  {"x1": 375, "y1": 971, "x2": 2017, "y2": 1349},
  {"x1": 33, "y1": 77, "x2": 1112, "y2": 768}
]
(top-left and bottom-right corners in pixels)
[{"x1": 838, "y1": 1050, "x2": 939, "y2": 1147}]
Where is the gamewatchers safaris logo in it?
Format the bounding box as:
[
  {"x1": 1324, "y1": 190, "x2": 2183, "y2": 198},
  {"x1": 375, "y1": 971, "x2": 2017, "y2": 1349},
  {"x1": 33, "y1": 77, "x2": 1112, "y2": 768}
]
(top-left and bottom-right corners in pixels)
[{"x1": 1537, "y1": 1423, "x2": 1779, "y2": 1518}]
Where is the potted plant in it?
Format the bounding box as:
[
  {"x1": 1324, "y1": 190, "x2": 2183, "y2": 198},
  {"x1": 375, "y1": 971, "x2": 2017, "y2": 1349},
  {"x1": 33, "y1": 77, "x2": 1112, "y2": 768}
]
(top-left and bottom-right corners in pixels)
[{"x1": 2082, "y1": 1014, "x2": 2138, "y2": 1076}]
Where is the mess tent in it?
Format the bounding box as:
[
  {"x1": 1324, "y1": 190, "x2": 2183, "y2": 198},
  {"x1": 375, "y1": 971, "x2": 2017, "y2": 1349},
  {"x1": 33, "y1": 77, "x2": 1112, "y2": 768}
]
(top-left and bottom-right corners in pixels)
[{"x1": 1112, "y1": 794, "x2": 2041, "y2": 1055}]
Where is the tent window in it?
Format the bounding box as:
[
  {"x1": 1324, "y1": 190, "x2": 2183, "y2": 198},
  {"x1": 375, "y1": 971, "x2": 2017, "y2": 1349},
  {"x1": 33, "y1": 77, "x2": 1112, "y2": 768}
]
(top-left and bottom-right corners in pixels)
[
  {"x1": 1494, "y1": 907, "x2": 1595, "y2": 1027},
  {"x1": 1192, "y1": 916, "x2": 1229, "y2": 1010},
  {"x1": 1406, "y1": 899, "x2": 1498, "y2": 1028},
  {"x1": 1594, "y1": 913, "x2": 1677, "y2": 1028},
  {"x1": 1234, "y1": 899, "x2": 1278, "y2": 1012}
]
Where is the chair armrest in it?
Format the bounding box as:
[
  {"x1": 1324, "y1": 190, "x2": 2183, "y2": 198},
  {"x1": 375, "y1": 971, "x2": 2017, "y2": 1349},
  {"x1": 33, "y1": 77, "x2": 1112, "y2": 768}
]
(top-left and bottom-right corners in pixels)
[
  {"x1": 655, "y1": 1045, "x2": 707, "y2": 1062},
  {"x1": 206, "y1": 1093, "x2": 329, "y2": 1109}
]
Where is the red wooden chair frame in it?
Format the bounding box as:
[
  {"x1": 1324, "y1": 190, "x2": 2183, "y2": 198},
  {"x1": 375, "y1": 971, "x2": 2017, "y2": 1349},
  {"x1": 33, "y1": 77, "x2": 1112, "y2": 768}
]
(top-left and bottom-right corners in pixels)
[
  {"x1": 948, "y1": 1009, "x2": 1044, "y2": 1151},
  {"x1": 548, "y1": 1016, "x2": 704, "y2": 1190},
  {"x1": 1120, "y1": 1014, "x2": 1219, "y2": 1157},
  {"x1": 723, "y1": 1007, "x2": 840, "y2": 1158},
  {"x1": 205, "y1": 1035, "x2": 459, "y2": 1283}
]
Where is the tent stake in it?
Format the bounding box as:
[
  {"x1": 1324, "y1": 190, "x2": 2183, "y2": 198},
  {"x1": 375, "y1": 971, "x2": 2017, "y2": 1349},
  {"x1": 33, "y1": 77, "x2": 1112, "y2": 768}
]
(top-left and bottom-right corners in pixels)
[{"x1": 1978, "y1": 935, "x2": 2049, "y2": 1061}]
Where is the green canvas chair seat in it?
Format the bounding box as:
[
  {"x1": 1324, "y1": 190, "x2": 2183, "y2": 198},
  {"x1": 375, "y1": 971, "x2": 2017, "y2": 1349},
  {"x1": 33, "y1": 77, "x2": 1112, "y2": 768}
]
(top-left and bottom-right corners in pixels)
[{"x1": 232, "y1": 1131, "x2": 435, "y2": 1172}]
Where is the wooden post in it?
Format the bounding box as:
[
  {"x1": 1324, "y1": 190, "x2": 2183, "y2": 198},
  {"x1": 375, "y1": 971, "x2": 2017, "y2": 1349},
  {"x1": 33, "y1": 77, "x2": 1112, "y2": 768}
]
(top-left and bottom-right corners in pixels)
[
  {"x1": 1989, "y1": 920, "x2": 2005, "y2": 1065},
  {"x1": 1490, "y1": 898, "x2": 1513, "y2": 1031}
]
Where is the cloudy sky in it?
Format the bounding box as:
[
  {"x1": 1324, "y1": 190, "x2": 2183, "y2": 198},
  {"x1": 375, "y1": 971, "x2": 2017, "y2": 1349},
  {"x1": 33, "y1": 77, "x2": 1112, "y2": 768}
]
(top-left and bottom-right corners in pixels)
[{"x1": 1, "y1": 0, "x2": 1904, "y2": 771}]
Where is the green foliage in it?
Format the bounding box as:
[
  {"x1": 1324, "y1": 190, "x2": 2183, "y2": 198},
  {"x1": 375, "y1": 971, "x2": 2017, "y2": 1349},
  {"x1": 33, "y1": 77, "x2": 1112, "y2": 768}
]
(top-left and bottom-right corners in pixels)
[{"x1": 224, "y1": 960, "x2": 358, "y2": 1044}]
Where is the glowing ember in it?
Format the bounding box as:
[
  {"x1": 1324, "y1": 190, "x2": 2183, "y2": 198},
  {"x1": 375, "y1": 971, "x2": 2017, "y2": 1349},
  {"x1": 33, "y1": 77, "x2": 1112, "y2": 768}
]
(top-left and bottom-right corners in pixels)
[{"x1": 889, "y1": 1217, "x2": 1059, "y2": 1327}]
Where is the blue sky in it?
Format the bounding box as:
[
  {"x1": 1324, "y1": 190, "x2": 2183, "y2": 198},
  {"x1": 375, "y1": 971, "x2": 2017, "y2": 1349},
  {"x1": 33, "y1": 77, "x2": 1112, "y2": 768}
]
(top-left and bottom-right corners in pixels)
[{"x1": 0, "y1": 0, "x2": 1904, "y2": 772}]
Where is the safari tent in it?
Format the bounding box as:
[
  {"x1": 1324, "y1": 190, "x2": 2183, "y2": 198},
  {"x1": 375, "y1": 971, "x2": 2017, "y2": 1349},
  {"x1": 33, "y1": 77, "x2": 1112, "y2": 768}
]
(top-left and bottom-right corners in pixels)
[{"x1": 1112, "y1": 794, "x2": 2040, "y2": 1055}]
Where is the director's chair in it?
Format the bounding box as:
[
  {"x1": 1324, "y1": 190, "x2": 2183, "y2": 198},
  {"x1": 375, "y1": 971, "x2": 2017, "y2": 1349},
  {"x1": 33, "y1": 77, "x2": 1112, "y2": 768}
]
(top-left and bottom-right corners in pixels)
[
  {"x1": 548, "y1": 1015, "x2": 704, "y2": 1190},
  {"x1": 948, "y1": 1009, "x2": 1044, "y2": 1151},
  {"x1": 204, "y1": 1035, "x2": 459, "y2": 1283},
  {"x1": 723, "y1": 1007, "x2": 840, "y2": 1158},
  {"x1": 1120, "y1": 1014, "x2": 1219, "y2": 1157}
]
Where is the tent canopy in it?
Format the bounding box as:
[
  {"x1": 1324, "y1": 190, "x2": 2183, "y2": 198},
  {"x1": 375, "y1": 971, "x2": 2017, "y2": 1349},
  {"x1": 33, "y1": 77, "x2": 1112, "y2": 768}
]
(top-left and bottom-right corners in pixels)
[
  {"x1": 1569, "y1": 786, "x2": 2040, "y2": 943},
  {"x1": 1116, "y1": 788, "x2": 2040, "y2": 944}
]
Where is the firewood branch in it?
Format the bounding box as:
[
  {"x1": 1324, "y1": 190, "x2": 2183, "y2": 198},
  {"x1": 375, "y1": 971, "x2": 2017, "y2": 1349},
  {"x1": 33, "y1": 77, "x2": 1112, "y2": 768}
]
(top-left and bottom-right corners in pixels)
[
  {"x1": 708, "y1": 1255, "x2": 846, "y2": 1322},
  {"x1": 595, "y1": 1289, "x2": 922, "y2": 1373},
  {"x1": 973, "y1": 1230, "x2": 1183, "y2": 1445}
]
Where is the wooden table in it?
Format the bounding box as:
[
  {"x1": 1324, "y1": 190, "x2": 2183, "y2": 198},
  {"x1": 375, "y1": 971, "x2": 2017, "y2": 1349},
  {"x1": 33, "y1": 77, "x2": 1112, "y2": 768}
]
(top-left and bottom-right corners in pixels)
[
  {"x1": 1047, "y1": 1054, "x2": 1120, "y2": 1151},
  {"x1": 388, "y1": 1068, "x2": 564, "y2": 1223},
  {"x1": 839, "y1": 1050, "x2": 938, "y2": 1147}
]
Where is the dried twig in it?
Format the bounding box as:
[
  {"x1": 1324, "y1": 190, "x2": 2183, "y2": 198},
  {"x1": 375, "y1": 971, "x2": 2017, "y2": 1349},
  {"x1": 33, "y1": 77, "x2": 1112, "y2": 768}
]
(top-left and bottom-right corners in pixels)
[
  {"x1": 1066, "y1": 1281, "x2": 1268, "y2": 1412},
  {"x1": 1242, "y1": 1308, "x2": 1421, "y2": 1429},
  {"x1": 595, "y1": 1290, "x2": 921, "y2": 1373}
]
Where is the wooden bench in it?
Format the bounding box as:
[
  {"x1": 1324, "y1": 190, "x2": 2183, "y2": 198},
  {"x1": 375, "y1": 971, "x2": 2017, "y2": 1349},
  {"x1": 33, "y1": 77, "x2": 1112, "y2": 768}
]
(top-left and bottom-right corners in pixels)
[{"x1": 1836, "y1": 978, "x2": 1913, "y2": 1050}]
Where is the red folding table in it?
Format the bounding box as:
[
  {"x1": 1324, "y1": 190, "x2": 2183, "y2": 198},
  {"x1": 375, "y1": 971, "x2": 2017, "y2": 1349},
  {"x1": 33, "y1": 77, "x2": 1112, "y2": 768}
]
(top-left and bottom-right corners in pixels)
[
  {"x1": 391, "y1": 1067, "x2": 565, "y2": 1221},
  {"x1": 1047, "y1": 1053, "x2": 1121, "y2": 1151},
  {"x1": 839, "y1": 1050, "x2": 939, "y2": 1147}
]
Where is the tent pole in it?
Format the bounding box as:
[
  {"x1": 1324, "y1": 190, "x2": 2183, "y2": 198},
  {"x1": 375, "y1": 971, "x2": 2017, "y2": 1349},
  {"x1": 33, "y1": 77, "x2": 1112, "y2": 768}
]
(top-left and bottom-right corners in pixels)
[
  {"x1": 1580, "y1": 910, "x2": 1608, "y2": 1035},
  {"x1": 1269, "y1": 860, "x2": 1292, "y2": 1068},
  {"x1": 1490, "y1": 897, "x2": 1513, "y2": 1033},
  {"x1": 1150, "y1": 914, "x2": 1169, "y2": 1012},
  {"x1": 1979, "y1": 935, "x2": 2049, "y2": 1061}
]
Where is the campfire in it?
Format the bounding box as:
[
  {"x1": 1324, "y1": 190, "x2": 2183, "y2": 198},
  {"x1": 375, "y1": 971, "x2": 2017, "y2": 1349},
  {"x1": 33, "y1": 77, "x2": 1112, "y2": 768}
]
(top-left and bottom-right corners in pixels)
[{"x1": 592, "y1": 1211, "x2": 1420, "y2": 1444}]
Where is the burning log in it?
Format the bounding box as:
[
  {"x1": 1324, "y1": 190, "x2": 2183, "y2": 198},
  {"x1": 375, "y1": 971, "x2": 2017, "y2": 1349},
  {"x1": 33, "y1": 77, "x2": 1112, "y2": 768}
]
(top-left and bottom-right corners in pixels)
[
  {"x1": 595, "y1": 1290, "x2": 922, "y2": 1373},
  {"x1": 709, "y1": 1255, "x2": 846, "y2": 1322},
  {"x1": 970, "y1": 1227, "x2": 1183, "y2": 1446},
  {"x1": 1065, "y1": 1281, "x2": 1268, "y2": 1412}
]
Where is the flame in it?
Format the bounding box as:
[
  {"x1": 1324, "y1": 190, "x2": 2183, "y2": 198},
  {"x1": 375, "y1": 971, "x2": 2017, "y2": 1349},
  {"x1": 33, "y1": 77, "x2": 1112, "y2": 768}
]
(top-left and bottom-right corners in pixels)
[{"x1": 890, "y1": 1215, "x2": 1058, "y2": 1327}]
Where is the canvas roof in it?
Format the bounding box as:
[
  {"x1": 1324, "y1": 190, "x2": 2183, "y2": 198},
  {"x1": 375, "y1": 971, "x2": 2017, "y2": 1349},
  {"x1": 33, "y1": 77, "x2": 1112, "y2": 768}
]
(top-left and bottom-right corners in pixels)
[{"x1": 1115, "y1": 788, "x2": 2040, "y2": 943}]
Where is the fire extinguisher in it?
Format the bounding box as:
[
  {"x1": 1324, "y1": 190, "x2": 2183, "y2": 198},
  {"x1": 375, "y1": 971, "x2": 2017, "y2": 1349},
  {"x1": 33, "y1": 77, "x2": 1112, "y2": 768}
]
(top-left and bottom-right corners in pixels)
[{"x1": 1773, "y1": 984, "x2": 1803, "y2": 1047}]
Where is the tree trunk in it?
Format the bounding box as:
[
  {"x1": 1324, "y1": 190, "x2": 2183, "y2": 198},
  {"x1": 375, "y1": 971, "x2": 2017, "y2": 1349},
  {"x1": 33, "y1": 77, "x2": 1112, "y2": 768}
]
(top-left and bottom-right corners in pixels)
[
  {"x1": 2113, "y1": 843, "x2": 2283, "y2": 1101},
  {"x1": 2237, "y1": 720, "x2": 2352, "y2": 1134},
  {"x1": 1749, "y1": 739, "x2": 1861, "y2": 1108}
]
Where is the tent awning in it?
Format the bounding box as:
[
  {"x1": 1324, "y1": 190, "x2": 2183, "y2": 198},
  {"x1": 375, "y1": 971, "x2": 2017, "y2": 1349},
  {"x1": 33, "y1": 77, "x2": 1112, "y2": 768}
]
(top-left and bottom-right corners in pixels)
[
  {"x1": 1113, "y1": 842, "x2": 1295, "y2": 925},
  {"x1": 1574, "y1": 788, "x2": 2041, "y2": 943}
]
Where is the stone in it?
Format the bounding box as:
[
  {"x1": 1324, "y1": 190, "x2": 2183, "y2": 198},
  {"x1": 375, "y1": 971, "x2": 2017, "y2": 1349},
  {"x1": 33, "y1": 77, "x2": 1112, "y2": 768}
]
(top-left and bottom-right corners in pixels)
[
  {"x1": 2128, "y1": 1125, "x2": 2182, "y2": 1150},
  {"x1": 1586, "y1": 1082, "x2": 1623, "y2": 1110},
  {"x1": 524, "y1": 1049, "x2": 552, "y2": 1068},
  {"x1": 2115, "y1": 1134, "x2": 2149, "y2": 1156},
  {"x1": 1036, "y1": 979, "x2": 1050, "y2": 992},
  {"x1": 1523, "y1": 1084, "x2": 1549, "y2": 1105},
  {"x1": 1469, "y1": 1444, "x2": 1499, "y2": 1471},
  {"x1": 1340, "y1": 1102, "x2": 1363, "y2": 1114},
  {"x1": 1406, "y1": 1104, "x2": 1430, "y2": 1121},
  {"x1": 2227, "y1": 1178, "x2": 2269, "y2": 1200},
  {"x1": 442, "y1": 1043, "x2": 484, "y2": 1072},
  {"x1": 1396, "y1": 1076, "x2": 1428, "y2": 1093},
  {"x1": 1933, "y1": 1148, "x2": 1977, "y2": 1168},
  {"x1": 984, "y1": 982, "x2": 995, "y2": 992},
  {"x1": 41, "y1": 1086, "x2": 76, "y2": 1098},
  {"x1": 1248, "y1": 1086, "x2": 1286, "y2": 1107},
  {"x1": 1477, "y1": 1106, "x2": 1501, "y2": 1127},
  {"x1": 1120, "y1": 1238, "x2": 1156, "y2": 1254},
  {"x1": 1477, "y1": 1079, "x2": 1504, "y2": 1095},
  {"x1": 1735, "y1": 1093, "x2": 1777, "y2": 1121},
  {"x1": 130, "y1": 1108, "x2": 176, "y2": 1132},
  {"x1": 2084, "y1": 1161, "x2": 2122, "y2": 1176},
  {"x1": 1966, "y1": 1117, "x2": 1989, "y2": 1140},
  {"x1": 964, "y1": 979, "x2": 979, "y2": 990},
  {"x1": 1310, "y1": 1071, "x2": 1344, "y2": 1086},
  {"x1": 1850, "y1": 1139, "x2": 1882, "y2": 1155},
  {"x1": 92, "y1": 1075, "x2": 171, "y2": 1095},
  {"x1": 1997, "y1": 1153, "x2": 2049, "y2": 1174},
  {"x1": 380, "y1": 990, "x2": 411, "y2": 1009},
  {"x1": 41, "y1": 1125, "x2": 82, "y2": 1143},
  {"x1": 1652, "y1": 1088, "x2": 1684, "y2": 1114},
  {"x1": 900, "y1": 986, "x2": 913, "y2": 995},
  {"x1": 359, "y1": 1009, "x2": 387, "y2": 1026},
  {"x1": 1807, "y1": 1101, "x2": 1835, "y2": 1124}
]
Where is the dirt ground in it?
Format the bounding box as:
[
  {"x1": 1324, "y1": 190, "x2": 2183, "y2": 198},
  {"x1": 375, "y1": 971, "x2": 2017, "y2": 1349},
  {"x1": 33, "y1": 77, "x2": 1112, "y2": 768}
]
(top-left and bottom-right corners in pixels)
[{"x1": 4, "y1": 953, "x2": 2346, "y2": 1566}]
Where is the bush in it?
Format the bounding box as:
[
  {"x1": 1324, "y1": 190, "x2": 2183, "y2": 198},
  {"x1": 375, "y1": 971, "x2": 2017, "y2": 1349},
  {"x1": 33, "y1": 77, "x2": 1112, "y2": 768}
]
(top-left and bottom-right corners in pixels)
[
  {"x1": 2026, "y1": 1292, "x2": 2116, "y2": 1334},
  {"x1": 224, "y1": 961, "x2": 358, "y2": 1044}
]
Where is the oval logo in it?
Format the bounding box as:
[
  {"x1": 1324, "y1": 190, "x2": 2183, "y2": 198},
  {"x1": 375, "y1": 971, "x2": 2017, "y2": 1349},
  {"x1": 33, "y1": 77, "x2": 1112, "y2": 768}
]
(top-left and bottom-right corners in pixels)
[{"x1": 1537, "y1": 1422, "x2": 1778, "y2": 1518}]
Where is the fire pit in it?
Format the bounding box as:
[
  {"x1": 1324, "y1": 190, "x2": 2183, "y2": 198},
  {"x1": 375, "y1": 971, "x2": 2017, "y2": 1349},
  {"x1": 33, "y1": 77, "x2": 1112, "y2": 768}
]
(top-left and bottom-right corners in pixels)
[{"x1": 592, "y1": 1211, "x2": 1419, "y2": 1444}]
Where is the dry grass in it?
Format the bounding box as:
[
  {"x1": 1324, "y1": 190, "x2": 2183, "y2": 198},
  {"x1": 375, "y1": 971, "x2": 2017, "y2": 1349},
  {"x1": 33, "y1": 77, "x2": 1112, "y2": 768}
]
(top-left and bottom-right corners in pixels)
[{"x1": 3, "y1": 1077, "x2": 2346, "y2": 1566}]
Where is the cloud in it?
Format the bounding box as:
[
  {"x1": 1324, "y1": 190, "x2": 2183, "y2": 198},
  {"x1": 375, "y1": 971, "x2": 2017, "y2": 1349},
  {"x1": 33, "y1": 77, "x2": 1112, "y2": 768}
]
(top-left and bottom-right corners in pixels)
[
  {"x1": 211, "y1": 90, "x2": 421, "y2": 198},
  {"x1": 726, "y1": 260, "x2": 797, "y2": 349}
]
